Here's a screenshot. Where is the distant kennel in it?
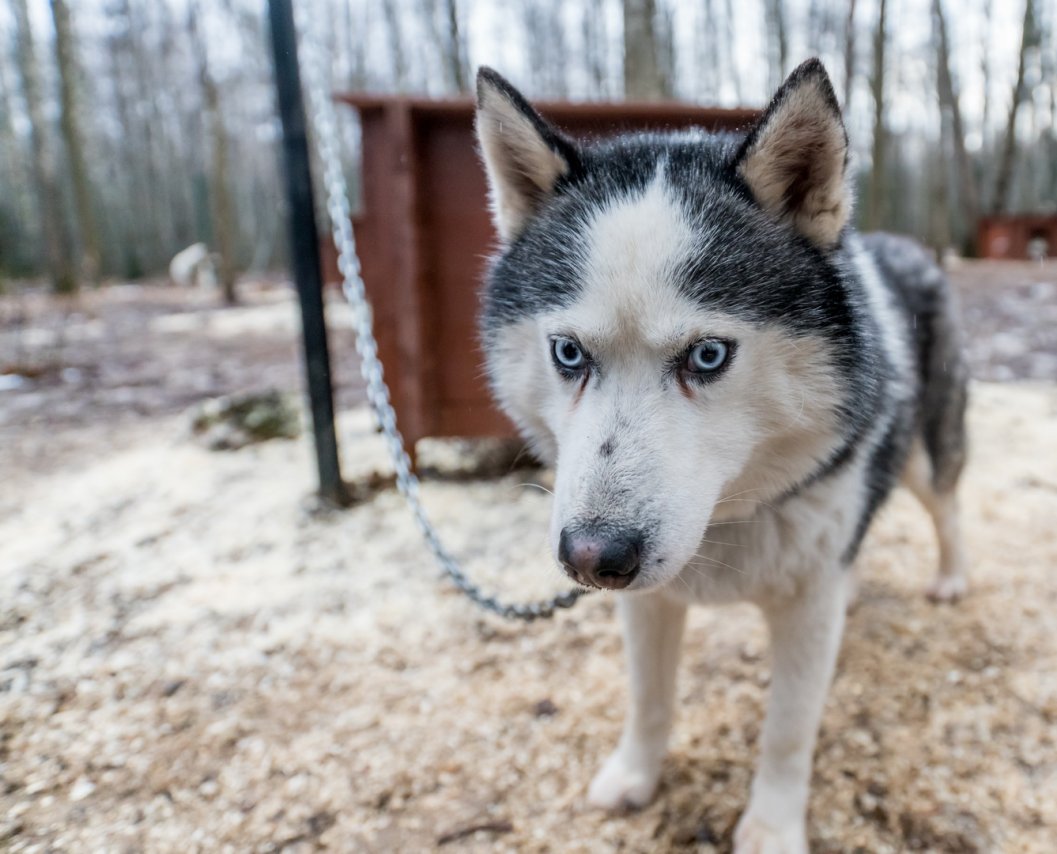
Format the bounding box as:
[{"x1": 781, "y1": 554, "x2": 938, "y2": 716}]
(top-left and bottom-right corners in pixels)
[
  {"x1": 324, "y1": 95, "x2": 757, "y2": 458},
  {"x1": 978, "y1": 214, "x2": 1057, "y2": 261}
]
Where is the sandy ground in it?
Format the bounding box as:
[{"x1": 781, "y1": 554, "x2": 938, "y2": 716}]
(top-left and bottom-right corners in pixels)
[{"x1": 1, "y1": 267, "x2": 1056, "y2": 853}]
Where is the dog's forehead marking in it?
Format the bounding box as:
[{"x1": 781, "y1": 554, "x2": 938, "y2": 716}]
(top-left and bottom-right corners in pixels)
[
  {"x1": 564, "y1": 168, "x2": 701, "y2": 348},
  {"x1": 586, "y1": 169, "x2": 691, "y2": 281}
]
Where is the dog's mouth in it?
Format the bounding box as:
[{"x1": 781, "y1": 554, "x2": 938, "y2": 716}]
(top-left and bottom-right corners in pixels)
[{"x1": 560, "y1": 562, "x2": 638, "y2": 591}]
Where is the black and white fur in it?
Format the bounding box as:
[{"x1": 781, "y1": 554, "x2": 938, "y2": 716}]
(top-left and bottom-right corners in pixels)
[{"x1": 475, "y1": 60, "x2": 968, "y2": 853}]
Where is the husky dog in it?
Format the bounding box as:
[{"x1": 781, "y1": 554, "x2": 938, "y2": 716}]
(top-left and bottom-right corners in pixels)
[{"x1": 475, "y1": 59, "x2": 968, "y2": 853}]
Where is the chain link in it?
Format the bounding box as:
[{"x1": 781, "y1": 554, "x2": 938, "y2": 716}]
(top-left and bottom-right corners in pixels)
[{"x1": 295, "y1": 15, "x2": 586, "y2": 621}]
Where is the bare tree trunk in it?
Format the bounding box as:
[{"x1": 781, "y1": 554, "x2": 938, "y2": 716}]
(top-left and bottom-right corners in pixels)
[
  {"x1": 169, "y1": 6, "x2": 208, "y2": 251},
  {"x1": 51, "y1": 0, "x2": 100, "y2": 284},
  {"x1": 764, "y1": 0, "x2": 788, "y2": 92},
  {"x1": 932, "y1": 0, "x2": 979, "y2": 239},
  {"x1": 867, "y1": 0, "x2": 888, "y2": 231},
  {"x1": 130, "y1": 0, "x2": 182, "y2": 272},
  {"x1": 344, "y1": 0, "x2": 364, "y2": 87},
  {"x1": 1048, "y1": 7, "x2": 1057, "y2": 206},
  {"x1": 381, "y1": 0, "x2": 408, "y2": 90},
  {"x1": 623, "y1": 0, "x2": 669, "y2": 100},
  {"x1": 0, "y1": 50, "x2": 34, "y2": 279},
  {"x1": 524, "y1": 4, "x2": 568, "y2": 98},
  {"x1": 418, "y1": 0, "x2": 468, "y2": 94},
  {"x1": 11, "y1": 0, "x2": 75, "y2": 292},
  {"x1": 655, "y1": 3, "x2": 675, "y2": 97},
  {"x1": 189, "y1": 3, "x2": 237, "y2": 304},
  {"x1": 106, "y1": 22, "x2": 144, "y2": 277},
  {"x1": 442, "y1": 0, "x2": 468, "y2": 93},
  {"x1": 843, "y1": 0, "x2": 858, "y2": 110},
  {"x1": 928, "y1": 122, "x2": 952, "y2": 256},
  {"x1": 583, "y1": 0, "x2": 609, "y2": 98},
  {"x1": 0, "y1": 43, "x2": 23, "y2": 224},
  {"x1": 979, "y1": 0, "x2": 993, "y2": 146},
  {"x1": 106, "y1": 0, "x2": 173, "y2": 277},
  {"x1": 991, "y1": 0, "x2": 1037, "y2": 215},
  {"x1": 723, "y1": 0, "x2": 742, "y2": 103},
  {"x1": 697, "y1": 0, "x2": 720, "y2": 101}
]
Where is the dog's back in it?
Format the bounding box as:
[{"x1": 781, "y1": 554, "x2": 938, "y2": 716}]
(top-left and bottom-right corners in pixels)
[
  {"x1": 862, "y1": 233, "x2": 968, "y2": 493},
  {"x1": 857, "y1": 231, "x2": 969, "y2": 602}
]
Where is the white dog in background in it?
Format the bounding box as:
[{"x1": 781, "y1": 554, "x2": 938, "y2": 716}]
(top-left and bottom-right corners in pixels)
[{"x1": 168, "y1": 243, "x2": 218, "y2": 290}]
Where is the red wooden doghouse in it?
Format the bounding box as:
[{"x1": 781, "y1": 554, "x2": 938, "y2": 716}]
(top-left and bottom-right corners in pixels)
[
  {"x1": 325, "y1": 95, "x2": 757, "y2": 460},
  {"x1": 977, "y1": 214, "x2": 1057, "y2": 260}
]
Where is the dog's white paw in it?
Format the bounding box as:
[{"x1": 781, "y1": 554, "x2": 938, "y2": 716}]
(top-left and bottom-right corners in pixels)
[
  {"x1": 734, "y1": 813, "x2": 808, "y2": 854},
  {"x1": 587, "y1": 749, "x2": 661, "y2": 810},
  {"x1": 927, "y1": 573, "x2": 968, "y2": 603}
]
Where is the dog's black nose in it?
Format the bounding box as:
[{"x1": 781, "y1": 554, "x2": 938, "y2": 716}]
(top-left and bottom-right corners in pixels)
[{"x1": 558, "y1": 527, "x2": 642, "y2": 590}]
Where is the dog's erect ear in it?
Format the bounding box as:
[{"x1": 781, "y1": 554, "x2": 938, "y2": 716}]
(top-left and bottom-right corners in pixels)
[
  {"x1": 734, "y1": 59, "x2": 851, "y2": 248},
  {"x1": 475, "y1": 67, "x2": 579, "y2": 242}
]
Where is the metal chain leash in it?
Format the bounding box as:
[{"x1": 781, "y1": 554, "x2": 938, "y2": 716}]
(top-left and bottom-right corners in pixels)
[{"x1": 296, "y1": 17, "x2": 585, "y2": 621}]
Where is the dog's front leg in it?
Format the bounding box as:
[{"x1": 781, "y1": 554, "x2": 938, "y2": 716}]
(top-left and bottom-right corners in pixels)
[
  {"x1": 735, "y1": 570, "x2": 849, "y2": 854},
  {"x1": 588, "y1": 591, "x2": 687, "y2": 810}
]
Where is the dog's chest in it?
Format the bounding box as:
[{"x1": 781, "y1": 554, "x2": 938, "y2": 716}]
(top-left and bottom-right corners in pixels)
[{"x1": 667, "y1": 466, "x2": 865, "y2": 605}]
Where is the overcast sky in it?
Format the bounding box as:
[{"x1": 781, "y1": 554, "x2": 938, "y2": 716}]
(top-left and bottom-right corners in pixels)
[{"x1": 3, "y1": 0, "x2": 1041, "y2": 151}]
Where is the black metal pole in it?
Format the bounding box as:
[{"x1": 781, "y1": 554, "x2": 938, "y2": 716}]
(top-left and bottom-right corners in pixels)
[{"x1": 267, "y1": 0, "x2": 349, "y2": 507}]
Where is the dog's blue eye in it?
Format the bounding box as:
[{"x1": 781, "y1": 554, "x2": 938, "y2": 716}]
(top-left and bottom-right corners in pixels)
[
  {"x1": 686, "y1": 340, "x2": 730, "y2": 373},
  {"x1": 552, "y1": 337, "x2": 586, "y2": 371}
]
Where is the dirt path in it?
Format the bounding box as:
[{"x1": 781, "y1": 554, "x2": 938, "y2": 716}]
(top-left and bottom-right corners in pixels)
[
  {"x1": 953, "y1": 260, "x2": 1057, "y2": 382},
  {"x1": 0, "y1": 280, "x2": 363, "y2": 502},
  {"x1": 2, "y1": 381, "x2": 1056, "y2": 853}
]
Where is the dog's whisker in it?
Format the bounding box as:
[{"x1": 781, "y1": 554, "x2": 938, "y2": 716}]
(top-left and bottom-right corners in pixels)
[
  {"x1": 679, "y1": 564, "x2": 713, "y2": 584},
  {"x1": 506, "y1": 442, "x2": 537, "y2": 473},
  {"x1": 691, "y1": 552, "x2": 748, "y2": 575},
  {"x1": 682, "y1": 564, "x2": 723, "y2": 586},
  {"x1": 715, "y1": 497, "x2": 778, "y2": 512},
  {"x1": 718, "y1": 487, "x2": 769, "y2": 500},
  {"x1": 791, "y1": 388, "x2": 807, "y2": 427},
  {"x1": 682, "y1": 563, "x2": 713, "y2": 578},
  {"x1": 514, "y1": 481, "x2": 554, "y2": 496}
]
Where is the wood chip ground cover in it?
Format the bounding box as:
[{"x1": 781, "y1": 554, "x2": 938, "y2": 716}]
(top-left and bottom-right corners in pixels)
[{"x1": 2, "y1": 381, "x2": 1056, "y2": 852}]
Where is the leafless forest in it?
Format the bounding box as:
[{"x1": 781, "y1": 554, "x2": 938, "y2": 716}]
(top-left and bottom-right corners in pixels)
[{"x1": 0, "y1": 0, "x2": 1054, "y2": 297}]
